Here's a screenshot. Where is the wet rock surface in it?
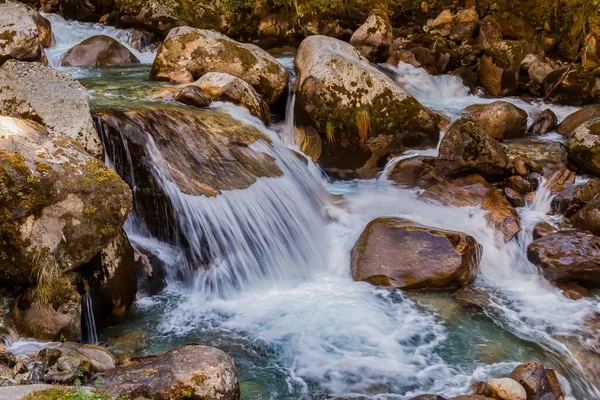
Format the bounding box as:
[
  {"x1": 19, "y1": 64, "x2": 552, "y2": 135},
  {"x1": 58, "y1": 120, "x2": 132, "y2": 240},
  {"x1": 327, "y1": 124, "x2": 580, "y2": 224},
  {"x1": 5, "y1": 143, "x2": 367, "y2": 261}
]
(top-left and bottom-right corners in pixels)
[{"x1": 61, "y1": 35, "x2": 140, "y2": 67}]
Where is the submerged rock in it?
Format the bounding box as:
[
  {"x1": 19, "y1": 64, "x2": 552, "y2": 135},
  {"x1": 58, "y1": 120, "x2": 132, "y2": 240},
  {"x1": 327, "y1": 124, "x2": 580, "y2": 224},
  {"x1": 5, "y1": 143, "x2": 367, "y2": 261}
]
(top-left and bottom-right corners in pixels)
[
  {"x1": 194, "y1": 72, "x2": 271, "y2": 124},
  {"x1": 527, "y1": 230, "x2": 600, "y2": 288},
  {"x1": 465, "y1": 101, "x2": 528, "y2": 141},
  {"x1": 60, "y1": 35, "x2": 140, "y2": 67},
  {"x1": 349, "y1": 10, "x2": 392, "y2": 63},
  {"x1": 0, "y1": 116, "x2": 132, "y2": 285},
  {"x1": 351, "y1": 217, "x2": 481, "y2": 290},
  {"x1": 436, "y1": 117, "x2": 510, "y2": 181},
  {"x1": 556, "y1": 105, "x2": 600, "y2": 137},
  {"x1": 295, "y1": 35, "x2": 439, "y2": 178},
  {"x1": 421, "y1": 175, "x2": 521, "y2": 242},
  {"x1": 0, "y1": 61, "x2": 102, "y2": 157},
  {"x1": 566, "y1": 117, "x2": 600, "y2": 175},
  {"x1": 0, "y1": 3, "x2": 45, "y2": 64},
  {"x1": 150, "y1": 27, "x2": 288, "y2": 104},
  {"x1": 101, "y1": 344, "x2": 240, "y2": 400},
  {"x1": 78, "y1": 230, "x2": 138, "y2": 328}
]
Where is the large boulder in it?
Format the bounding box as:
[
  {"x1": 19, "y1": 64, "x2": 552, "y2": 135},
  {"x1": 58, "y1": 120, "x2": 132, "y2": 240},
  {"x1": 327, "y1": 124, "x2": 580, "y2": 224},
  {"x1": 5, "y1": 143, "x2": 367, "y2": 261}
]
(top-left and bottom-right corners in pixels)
[
  {"x1": 465, "y1": 101, "x2": 528, "y2": 141},
  {"x1": 492, "y1": 12, "x2": 535, "y2": 40},
  {"x1": 421, "y1": 175, "x2": 521, "y2": 242},
  {"x1": 0, "y1": 61, "x2": 102, "y2": 157},
  {"x1": 483, "y1": 378, "x2": 526, "y2": 400},
  {"x1": 436, "y1": 117, "x2": 510, "y2": 181},
  {"x1": 194, "y1": 72, "x2": 271, "y2": 124},
  {"x1": 542, "y1": 68, "x2": 599, "y2": 106},
  {"x1": 349, "y1": 10, "x2": 392, "y2": 63},
  {"x1": 0, "y1": 3, "x2": 45, "y2": 64},
  {"x1": 0, "y1": 116, "x2": 132, "y2": 286},
  {"x1": 566, "y1": 117, "x2": 600, "y2": 175},
  {"x1": 60, "y1": 35, "x2": 140, "y2": 67},
  {"x1": 8, "y1": 279, "x2": 81, "y2": 341},
  {"x1": 78, "y1": 230, "x2": 138, "y2": 328},
  {"x1": 351, "y1": 217, "x2": 481, "y2": 290},
  {"x1": 150, "y1": 27, "x2": 288, "y2": 104},
  {"x1": 527, "y1": 230, "x2": 600, "y2": 288},
  {"x1": 295, "y1": 35, "x2": 440, "y2": 177},
  {"x1": 477, "y1": 40, "x2": 525, "y2": 96},
  {"x1": 101, "y1": 344, "x2": 240, "y2": 400},
  {"x1": 556, "y1": 105, "x2": 600, "y2": 137},
  {"x1": 114, "y1": 0, "x2": 223, "y2": 36},
  {"x1": 571, "y1": 197, "x2": 600, "y2": 236}
]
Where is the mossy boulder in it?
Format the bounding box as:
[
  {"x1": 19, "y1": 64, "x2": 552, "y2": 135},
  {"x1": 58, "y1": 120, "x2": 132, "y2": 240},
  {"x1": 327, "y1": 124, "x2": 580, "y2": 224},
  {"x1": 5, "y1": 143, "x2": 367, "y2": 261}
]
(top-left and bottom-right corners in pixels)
[
  {"x1": 61, "y1": 35, "x2": 139, "y2": 67},
  {"x1": 351, "y1": 217, "x2": 481, "y2": 290},
  {"x1": 101, "y1": 344, "x2": 240, "y2": 400},
  {"x1": 114, "y1": 0, "x2": 223, "y2": 36},
  {"x1": 193, "y1": 72, "x2": 271, "y2": 124},
  {"x1": 542, "y1": 68, "x2": 599, "y2": 106},
  {"x1": 0, "y1": 3, "x2": 45, "y2": 65},
  {"x1": 566, "y1": 117, "x2": 600, "y2": 175},
  {"x1": 477, "y1": 40, "x2": 525, "y2": 96},
  {"x1": 421, "y1": 174, "x2": 521, "y2": 242},
  {"x1": 8, "y1": 279, "x2": 81, "y2": 341},
  {"x1": 557, "y1": 105, "x2": 600, "y2": 137},
  {"x1": 436, "y1": 117, "x2": 510, "y2": 181},
  {"x1": 349, "y1": 10, "x2": 393, "y2": 63},
  {"x1": 464, "y1": 101, "x2": 528, "y2": 141},
  {"x1": 0, "y1": 61, "x2": 103, "y2": 157},
  {"x1": 150, "y1": 27, "x2": 288, "y2": 104},
  {"x1": 0, "y1": 116, "x2": 132, "y2": 286},
  {"x1": 295, "y1": 35, "x2": 440, "y2": 178},
  {"x1": 78, "y1": 230, "x2": 139, "y2": 328}
]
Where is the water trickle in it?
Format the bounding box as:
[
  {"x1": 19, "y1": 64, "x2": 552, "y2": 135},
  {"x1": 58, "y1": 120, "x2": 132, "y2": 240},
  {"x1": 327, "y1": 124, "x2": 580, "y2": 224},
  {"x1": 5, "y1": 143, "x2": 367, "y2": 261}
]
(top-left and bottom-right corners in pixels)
[{"x1": 82, "y1": 290, "x2": 98, "y2": 345}]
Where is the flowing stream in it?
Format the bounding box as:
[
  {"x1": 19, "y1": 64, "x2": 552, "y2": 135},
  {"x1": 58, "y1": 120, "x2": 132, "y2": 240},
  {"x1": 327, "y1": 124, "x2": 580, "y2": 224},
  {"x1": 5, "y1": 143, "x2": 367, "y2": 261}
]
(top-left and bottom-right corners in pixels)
[{"x1": 26, "y1": 15, "x2": 600, "y2": 399}]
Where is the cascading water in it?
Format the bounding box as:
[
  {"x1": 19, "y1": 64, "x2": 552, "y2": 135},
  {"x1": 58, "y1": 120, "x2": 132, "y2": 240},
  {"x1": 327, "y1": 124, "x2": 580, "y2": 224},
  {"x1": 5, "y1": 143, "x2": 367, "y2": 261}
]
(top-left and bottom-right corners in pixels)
[{"x1": 81, "y1": 290, "x2": 99, "y2": 345}]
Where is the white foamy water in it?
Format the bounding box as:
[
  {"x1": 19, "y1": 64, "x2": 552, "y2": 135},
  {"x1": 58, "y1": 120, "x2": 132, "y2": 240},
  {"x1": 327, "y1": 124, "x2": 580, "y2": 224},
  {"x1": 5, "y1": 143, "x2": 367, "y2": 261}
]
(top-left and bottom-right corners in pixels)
[{"x1": 42, "y1": 13, "x2": 156, "y2": 69}]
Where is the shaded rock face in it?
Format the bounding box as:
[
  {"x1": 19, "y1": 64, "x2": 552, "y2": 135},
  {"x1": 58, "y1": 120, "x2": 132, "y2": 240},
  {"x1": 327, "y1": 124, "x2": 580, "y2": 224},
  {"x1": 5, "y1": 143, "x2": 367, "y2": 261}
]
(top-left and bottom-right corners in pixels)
[
  {"x1": 0, "y1": 116, "x2": 132, "y2": 286},
  {"x1": 150, "y1": 27, "x2": 288, "y2": 104},
  {"x1": 477, "y1": 40, "x2": 524, "y2": 96},
  {"x1": 349, "y1": 11, "x2": 392, "y2": 63},
  {"x1": 79, "y1": 230, "x2": 138, "y2": 328},
  {"x1": 295, "y1": 35, "x2": 440, "y2": 178},
  {"x1": 527, "y1": 109, "x2": 557, "y2": 136},
  {"x1": 465, "y1": 101, "x2": 528, "y2": 141},
  {"x1": 93, "y1": 106, "x2": 282, "y2": 254},
  {"x1": 351, "y1": 217, "x2": 481, "y2": 290},
  {"x1": 61, "y1": 35, "x2": 140, "y2": 67},
  {"x1": 194, "y1": 72, "x2": 271, "y2": 124},
  {"x1": 557, "y1": 105, "x2": 600, "y2": 137},
  {"x1": 510, "y1": 361, "x2": 564, "y2": 400},
  {"x1": 551, "y1": 178, "x2": 600, "y2": 217},
  {"x1": 0, "y1": 61, "x2": 102, "y2": 157},
  {"x1": 0, "y1": 3, "x2": 45, "y2": 64},
  {"x1": 542, "y1": 68, "x2": 599, "y2": 106},
  {"x1": 101, "y1": 344, "x2": 240, "y2": 400},
  {"x1": 114, "y1": 0, "x2": 223, "y2": 36},
  {"x1": 436, "y1": 117, "x2": 510, "y2": 181},
  {"x1": 421, "y1": 175, "x2": 521, "y2": 242},
  {"x1": 175, "y1": 85, "x2": 212, "y2": 108},
  {"x1": 527, "y1": 230, "x2": 600, "y2": 288},
  {"x1": 29, "y1": 10, "x2": 55, "y2": 49},
  {"x1": 295, "y1": 125, "x2": 322, "y2": 162},
  {"x1": 9, "y1": 281, "x2": 81, "y2": 341},
  {"x1": 566, "y1": 117, "x2": 600, "y2": 175}
]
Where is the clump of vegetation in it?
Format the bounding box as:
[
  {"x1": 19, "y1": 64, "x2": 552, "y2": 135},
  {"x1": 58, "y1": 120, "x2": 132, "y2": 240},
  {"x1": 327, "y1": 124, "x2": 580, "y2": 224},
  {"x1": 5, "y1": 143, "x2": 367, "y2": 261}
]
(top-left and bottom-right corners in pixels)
[
  {"x1": 356, "y1": 109, "x2": 371, "y2": 145},
  {"x1": 30, "y1": 250, "x2": 73, "y2": 308},
  {"x1": 326, "y1": 121, "x2": 335, "y2": 144}
]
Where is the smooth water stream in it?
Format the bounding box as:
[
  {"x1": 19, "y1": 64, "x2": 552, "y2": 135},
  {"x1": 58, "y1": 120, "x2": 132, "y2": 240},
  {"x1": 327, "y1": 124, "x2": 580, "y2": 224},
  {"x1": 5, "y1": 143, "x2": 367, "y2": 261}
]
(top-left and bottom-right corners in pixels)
[{"x1": 23, "y1": 15, "x2": 600, "y2": 399}]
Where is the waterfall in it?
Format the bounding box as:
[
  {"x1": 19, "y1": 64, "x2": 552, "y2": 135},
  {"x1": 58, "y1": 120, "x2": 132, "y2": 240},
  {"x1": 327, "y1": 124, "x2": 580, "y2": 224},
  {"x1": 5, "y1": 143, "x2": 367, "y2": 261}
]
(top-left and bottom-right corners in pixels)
[
  {"x1": 81, "y1": 290, "x2": 98, "y2": 345},
  {"x1": 95, "y1": 104, "x2": 330, "y2": 297}
]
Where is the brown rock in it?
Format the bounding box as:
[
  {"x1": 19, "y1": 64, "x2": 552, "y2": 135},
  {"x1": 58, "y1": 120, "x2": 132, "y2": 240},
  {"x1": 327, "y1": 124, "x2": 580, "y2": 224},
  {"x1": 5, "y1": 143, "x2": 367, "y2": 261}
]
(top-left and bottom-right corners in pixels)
[
  {"x1": 349, "y1": 10, "x2": 393, "y2": 63},
  {"x1": 436, "y1": 118, "x2": 510, "y2": 181},
  {"x1": 504, "y1": 187, "x2": 525, "y2": 207},
  {"x1": 505, "y1": 176, "x2": 532, "y2": 194},
  {"x1": 29, "y1": 11, "x2": 55, "y2": 48},
  {"x1": 477, "y1": 16, "x2": 503, "y2": 50},
  {"x1": 527, "y1": 230, "x2": 600, "y2": 288},
  {"x1": 566, "y1": 117, "x2": 600, "y2": 175},
  {"x1": 351, "y1": 217, "x2": 481, "y2": 290},
  {"x1": 477, "y1": 40, "x2": 525, "y2": 96},
  {"x1": 61, "y1": 35, "x2": 139, "y2": 67},
  {"x1": 532, "y1": 222, "x2": 554, "y2": 239},
  {"x1": 545, "y1": 167, "x2": 575, "y2": 194},
  {"x1": 410, "y1": 47, "x2": 439, "y2": 75},
  {"x1": 510, "y1": 361, "x2": 564, "y2": 400},
  {"x1": 556, "y1": 105, "x2": 600, "y2": 138},
  {"x1": 387, "y1": 156, "x2": 443, "y2": 189},
  {"x1": 169, "y1": 70, "x2": 194, "y2": 84},
  {"x1": 485, "y1": 377, "x2": 526, "y2": 400},
  {"x1": 0, "y1": 3, "x2": 45, "y2": 64},
  {"x1": 527, "y1": 109, "x2": 557, "y2": 136},
  {"x1": 571, "y1": 197, "x2": 600, "y2": 236},
  {"x1": 455, "y1": 285, "x2": 490, "y2": 311},
  {"x1": 422, "y1": 175, "x2": 521, "y2": 242},
  {"x1": 559, "y1": 283, "x2": 590, "y2": 300},
  {"x1": 492, "y1": 12, "x2": 535, "y2": 40},
  {"x1": 295, "y1": 125, "x2": 322, "y2": 162},
  {"x1": 551, "y1": 178, "x2": 600, "y2": 217},
  {"x1": 465, "y1": 101, "x2": 527, "y2": 141},
  {"x1": 542, "y1": 68, "x2": 598, "y2": 106},
  {"x1": 175, "y1": 85, "x2": 212, "y2": 108}
]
